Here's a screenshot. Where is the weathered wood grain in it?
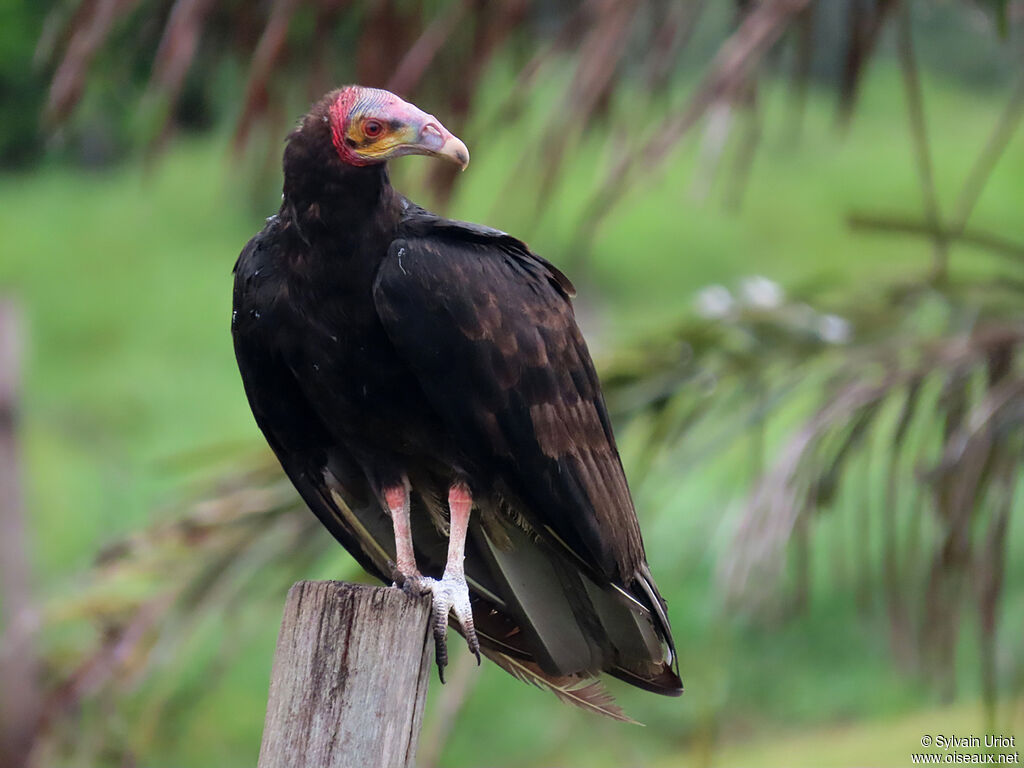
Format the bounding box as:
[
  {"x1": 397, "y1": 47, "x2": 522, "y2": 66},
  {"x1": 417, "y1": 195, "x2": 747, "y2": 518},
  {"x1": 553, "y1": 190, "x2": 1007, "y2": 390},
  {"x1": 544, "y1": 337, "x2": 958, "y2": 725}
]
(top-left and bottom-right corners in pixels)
[{"x1": 257, "y1": 581, "x2": 433, "y2": 768}]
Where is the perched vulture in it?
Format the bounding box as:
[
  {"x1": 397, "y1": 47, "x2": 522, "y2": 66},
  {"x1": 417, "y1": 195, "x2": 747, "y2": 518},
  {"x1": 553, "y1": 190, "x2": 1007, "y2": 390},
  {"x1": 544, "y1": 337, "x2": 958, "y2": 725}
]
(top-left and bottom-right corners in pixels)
[{"x1": 232, "y1": 86, "x2": 682, "y2": 716}]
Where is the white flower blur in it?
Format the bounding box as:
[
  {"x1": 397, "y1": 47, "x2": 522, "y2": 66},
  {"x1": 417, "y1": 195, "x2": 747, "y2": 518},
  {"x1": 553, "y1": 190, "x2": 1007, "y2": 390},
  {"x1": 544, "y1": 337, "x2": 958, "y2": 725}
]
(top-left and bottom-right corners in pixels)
[
  {"x1": 695, "y1": 285, "x2": 734, "y2": 319},
  {"x1": 817, "y1": 313, "x2": 852, "y2": 344},
  {"x1": 739, "y1": 276, "x2": 784, "y2": 309}
]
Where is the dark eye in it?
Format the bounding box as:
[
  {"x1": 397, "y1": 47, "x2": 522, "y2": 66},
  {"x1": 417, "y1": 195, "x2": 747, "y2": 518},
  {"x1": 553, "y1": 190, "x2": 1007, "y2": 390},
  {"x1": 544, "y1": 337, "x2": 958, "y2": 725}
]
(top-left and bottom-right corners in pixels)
[{"x1": 363, "y1": 119, "x2": 384, "y2": 138}]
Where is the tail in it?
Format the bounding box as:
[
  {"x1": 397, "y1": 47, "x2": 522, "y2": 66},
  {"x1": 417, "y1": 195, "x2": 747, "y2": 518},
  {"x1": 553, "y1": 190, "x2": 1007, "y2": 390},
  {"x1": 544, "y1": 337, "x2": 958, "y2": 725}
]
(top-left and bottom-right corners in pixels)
[{"x1": 468, "y1": 514, "x2": 683, "y2": 706}]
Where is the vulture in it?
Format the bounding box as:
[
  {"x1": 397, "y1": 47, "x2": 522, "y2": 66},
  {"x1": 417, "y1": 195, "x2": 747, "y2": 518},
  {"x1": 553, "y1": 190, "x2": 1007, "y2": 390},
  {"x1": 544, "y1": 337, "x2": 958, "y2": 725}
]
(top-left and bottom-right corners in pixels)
[{"x1": 232, "y1": 86, "x2": 682, "y2": 716}]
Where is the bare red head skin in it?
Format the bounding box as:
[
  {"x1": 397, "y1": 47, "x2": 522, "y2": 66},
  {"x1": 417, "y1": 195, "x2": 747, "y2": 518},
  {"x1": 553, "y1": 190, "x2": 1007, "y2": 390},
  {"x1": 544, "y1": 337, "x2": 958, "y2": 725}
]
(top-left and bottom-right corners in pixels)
[{"x1": 325, "y1": 85, "x2": 469, "y2": 170}]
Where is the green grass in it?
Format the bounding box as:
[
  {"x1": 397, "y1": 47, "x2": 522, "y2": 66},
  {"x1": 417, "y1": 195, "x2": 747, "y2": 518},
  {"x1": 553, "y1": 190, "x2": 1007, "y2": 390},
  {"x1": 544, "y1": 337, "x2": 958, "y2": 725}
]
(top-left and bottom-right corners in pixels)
[
  {"x1": 0, "y1": 145, "x2": 262, "y2": 580},
  {"x1": 2, "y1": 62, "x2": 1023, "y2": 766},
  {"x1": 663, "y1": 699, "x2": 1024, "y2": 768}
]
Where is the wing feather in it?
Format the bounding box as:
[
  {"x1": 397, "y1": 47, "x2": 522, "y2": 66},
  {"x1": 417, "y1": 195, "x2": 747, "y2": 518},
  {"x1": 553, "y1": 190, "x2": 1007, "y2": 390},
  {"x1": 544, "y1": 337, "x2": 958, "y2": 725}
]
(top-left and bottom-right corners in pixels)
[{"x1": 373, "y1": 220, "x2": 645, "y2": 584}]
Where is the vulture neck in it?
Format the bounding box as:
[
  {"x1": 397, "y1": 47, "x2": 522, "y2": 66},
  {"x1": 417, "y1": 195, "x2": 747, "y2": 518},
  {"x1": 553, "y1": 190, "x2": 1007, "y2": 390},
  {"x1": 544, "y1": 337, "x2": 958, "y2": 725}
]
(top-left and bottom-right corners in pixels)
[{"x1": 281, "y1": 138, "x2": 403, "y2": 253}]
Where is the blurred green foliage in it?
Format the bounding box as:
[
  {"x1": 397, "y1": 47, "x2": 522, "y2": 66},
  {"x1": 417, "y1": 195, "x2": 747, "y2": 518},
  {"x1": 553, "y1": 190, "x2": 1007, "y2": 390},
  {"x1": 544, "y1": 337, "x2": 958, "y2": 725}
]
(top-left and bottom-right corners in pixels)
[
  {"x1": 3, "y1": 49, "x2": 1023, "y2": 765},
  {"x1": 0, "y1": 2, "x2": 48, "y2": 167}
]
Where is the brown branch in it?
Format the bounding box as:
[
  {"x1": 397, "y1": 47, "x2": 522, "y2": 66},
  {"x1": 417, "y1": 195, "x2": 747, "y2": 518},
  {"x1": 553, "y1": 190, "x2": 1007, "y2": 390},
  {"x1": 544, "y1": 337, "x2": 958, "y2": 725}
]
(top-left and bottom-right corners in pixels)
[
  {"x1": 724, "y1": 92, "x2": 762, "y2": 210},
  {"x1": 534, "y1": 0, "x2": 642, "y2": 215},
  {"x1": 387, "y1": 0, "x2": 471, "y2": 96},
  {"x1": 722, "y1": 376, "x2": 893, "y2": 602},
  {"x1": 642, "y1": 0, "x2": 706, "y2": 94},
  {"x1": 784, "y1": 0, "x2": 814, "y2": 144},
  {"x1": 641, "y1": 0, "x2": 809, "y2": 170},
  {"x1": 307, "y1": 1, "x2": 351, "y2": 104},
  {"x1": 975, "y1": 452, "x2": 1017, "y2": 717},
  {"x1": 837, "y1": 0, "x2": 896, "y2": 125},
  {"x1": 426, "y1": 0, "x2": 529, "y2": 208},
  {"x1": 149, "y1": 0, "x2": 216, "y2": 100},
  {"x1": 951, "y1": 72, "x2": 1024, "y2": 232},
  {"x1": 232, "y1": 0, "x2": 302, "y2": 151},
  {"x1": 896, "y1": 2, "x2": 948, "y2": 279},
  {"x1": 142, "y1": 0, "x2": 218, "y2": 155},
  {"x1": 40, "y1": 597, "x2": 172, "y2": 734},
  {"x1": 485, "y1": 0, "x2": 597, "y2": 129},
  {"x1": 846, "y1": 212, "x2": 1024, "y2": 262},
  {"x1": 576, "y1": 0, "x2": 811, "y2": 250},
  {"x1": 45, "y1": 0, "x2": 140, "y2": 125}
]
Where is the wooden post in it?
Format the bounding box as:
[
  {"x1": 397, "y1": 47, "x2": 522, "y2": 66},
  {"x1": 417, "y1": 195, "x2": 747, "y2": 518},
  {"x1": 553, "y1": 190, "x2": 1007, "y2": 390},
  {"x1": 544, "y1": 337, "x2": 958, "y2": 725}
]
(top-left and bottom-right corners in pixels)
[
  {"x1": 257, "y1": 581, "x2": 434, "y2": 768},
  {"x1": 0, "y1": 300, "x2": 41, "y2": 768}
]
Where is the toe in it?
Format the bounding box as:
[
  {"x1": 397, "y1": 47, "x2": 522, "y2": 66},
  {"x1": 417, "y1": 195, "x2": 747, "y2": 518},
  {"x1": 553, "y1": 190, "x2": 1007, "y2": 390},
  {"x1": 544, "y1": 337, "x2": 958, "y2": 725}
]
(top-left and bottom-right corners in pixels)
[
  {"x1": 426, "y1": 578, "x2": 452, "y2": 681},
  {"x1": 446, "y1": 578, "x2": 481, "y2": 664},
  {"x1": 391, "y1": 565, "x2": 423, "y2": 591},
  {"x1": 433, "y1": 626, "x2": 449, "y2": 682},
  {"x1": 421, "y1": 573, "x2": 480, "y2": 679},
  {"x1": 458, "y1": 615, "x2": 481, "y2": 665},
  {"x1": 465, "y1": 626, "x2": 481, "y2": 665}
]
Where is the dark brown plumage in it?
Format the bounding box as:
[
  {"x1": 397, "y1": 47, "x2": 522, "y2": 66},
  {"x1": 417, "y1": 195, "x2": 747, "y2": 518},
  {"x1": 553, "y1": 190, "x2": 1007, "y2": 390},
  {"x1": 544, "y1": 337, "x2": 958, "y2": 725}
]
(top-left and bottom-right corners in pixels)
[{"x1": 232, "y1": 86, "x2": 681, "y2": 715}]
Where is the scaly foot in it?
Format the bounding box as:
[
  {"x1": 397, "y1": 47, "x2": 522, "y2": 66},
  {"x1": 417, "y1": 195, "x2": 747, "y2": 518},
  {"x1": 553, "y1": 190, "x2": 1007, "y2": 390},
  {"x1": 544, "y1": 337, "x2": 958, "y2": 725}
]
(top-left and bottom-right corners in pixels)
[{"x1": 412, "y1": 570, "x2": 480, "y2": 682}]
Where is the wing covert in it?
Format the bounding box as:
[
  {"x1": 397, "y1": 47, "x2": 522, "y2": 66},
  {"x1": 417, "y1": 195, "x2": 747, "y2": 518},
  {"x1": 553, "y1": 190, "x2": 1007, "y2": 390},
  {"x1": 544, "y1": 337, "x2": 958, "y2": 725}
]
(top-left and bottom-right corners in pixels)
[{"x1": 372, "y1": 223, "x2": 645, "y2": 584}]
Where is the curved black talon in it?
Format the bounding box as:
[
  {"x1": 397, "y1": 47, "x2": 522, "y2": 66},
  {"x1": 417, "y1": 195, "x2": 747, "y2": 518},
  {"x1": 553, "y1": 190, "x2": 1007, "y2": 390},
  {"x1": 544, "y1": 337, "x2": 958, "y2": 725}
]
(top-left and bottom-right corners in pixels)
[
  {"x1": 463, "y1": 618, "x2": 481, "y2": 665},
  {"x1": 434, "y1": 620, "x2": 450, "y2": 683}
]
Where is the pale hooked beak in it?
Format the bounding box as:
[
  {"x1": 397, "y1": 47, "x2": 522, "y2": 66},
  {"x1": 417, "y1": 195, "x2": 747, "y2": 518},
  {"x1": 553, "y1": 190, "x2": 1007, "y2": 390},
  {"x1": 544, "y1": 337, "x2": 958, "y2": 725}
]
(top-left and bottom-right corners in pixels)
[{"x1": 416, "y1": 120, "x2": 470, "y2": 170}]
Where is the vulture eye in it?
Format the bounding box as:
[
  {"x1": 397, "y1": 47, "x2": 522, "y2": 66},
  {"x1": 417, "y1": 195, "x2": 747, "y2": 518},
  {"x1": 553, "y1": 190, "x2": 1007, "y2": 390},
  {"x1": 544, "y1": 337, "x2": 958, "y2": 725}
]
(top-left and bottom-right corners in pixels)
[{"x1": 363, "y1": 119, "x2": 384, "y2": 139}]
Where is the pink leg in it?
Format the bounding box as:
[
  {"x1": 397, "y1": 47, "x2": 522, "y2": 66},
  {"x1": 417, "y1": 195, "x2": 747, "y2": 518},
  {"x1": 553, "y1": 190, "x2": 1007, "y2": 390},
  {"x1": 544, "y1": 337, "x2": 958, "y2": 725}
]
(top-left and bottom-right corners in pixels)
[
  {"x1": 384, "y1": 482, "x2": 419, "y2": 582},
  {"x1": 444, "y1": 483, "x2": 472, "y2": 580},
  {"x1": 384, "y1": 479, "x2": 480, "y2": 681}
]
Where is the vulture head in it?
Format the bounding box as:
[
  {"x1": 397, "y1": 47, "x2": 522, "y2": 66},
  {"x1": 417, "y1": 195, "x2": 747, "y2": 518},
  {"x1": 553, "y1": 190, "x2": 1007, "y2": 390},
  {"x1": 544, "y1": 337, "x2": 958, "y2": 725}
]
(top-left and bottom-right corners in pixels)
[{"x1": 320, "y1": 85, "x2": 470, "y2": 170}]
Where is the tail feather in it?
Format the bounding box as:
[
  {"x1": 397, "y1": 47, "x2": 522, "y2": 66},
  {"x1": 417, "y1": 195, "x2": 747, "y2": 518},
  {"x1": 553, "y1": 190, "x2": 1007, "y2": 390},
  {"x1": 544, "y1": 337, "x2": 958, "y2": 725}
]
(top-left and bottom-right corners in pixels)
[
  {"x1": 472, "y1": 514, "x2": 683, "y2": 696},
  {"x1": 632, "y1": 563, "x2": 682, "y2": 689},
  {"x1": 483, "y1": 649, "x2": 639, "y2": 724}
]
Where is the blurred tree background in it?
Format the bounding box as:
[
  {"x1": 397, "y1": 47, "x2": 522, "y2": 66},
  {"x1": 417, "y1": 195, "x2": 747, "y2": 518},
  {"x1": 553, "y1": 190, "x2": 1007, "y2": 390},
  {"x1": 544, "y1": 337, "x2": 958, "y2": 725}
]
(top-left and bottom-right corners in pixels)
[{"x1": 1, "y1": 0, "x2": 1023, "y2": 766}]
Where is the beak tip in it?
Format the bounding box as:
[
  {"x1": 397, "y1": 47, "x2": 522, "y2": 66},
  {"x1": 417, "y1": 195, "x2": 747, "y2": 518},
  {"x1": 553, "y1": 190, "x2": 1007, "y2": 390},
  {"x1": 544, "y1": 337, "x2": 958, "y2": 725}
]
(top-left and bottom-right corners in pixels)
[
  {"x1": 407, "y1": 112, "x2": 470, "y2": 169},
  {"x1": 446, "y1": 137, "x2": 469, "y2": 171},
  {"x1": 433, "y1": 127, "x2": 469, "y2": 170}
]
